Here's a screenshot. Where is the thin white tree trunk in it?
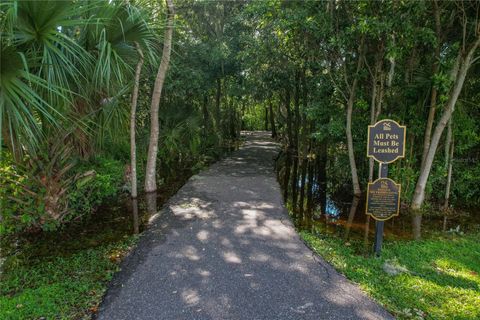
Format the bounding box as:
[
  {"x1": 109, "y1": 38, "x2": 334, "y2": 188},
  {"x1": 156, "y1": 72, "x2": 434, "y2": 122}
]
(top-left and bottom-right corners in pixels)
[
  {"x1": 386, "y1": 34, "x2": 395, "y2": 87},
  {"x1": 420, "y1": 89, "x2": 437, "y2": 171},
  {"x1": 368, "y1": 69, "x2": 377, "y2": 183},
  {"x1": 387, "y1": 57, "x2": 395, "y2": 87},
  {"x1": 444, "y1": 117, "x2": 452, "y2": 169},
  {"x1": 346, "y1": 83, "x2": 361, "y2": 196},
  {"x1": 411, "y1": 37, "x2": 480, "y2": 210},
  {"x1": 443, "y1": 119, "x2": 454, "y2": 209},
  {"x1": 346, "y1": 38, "x2": 364, "y2": 196},
  {"x1": 368, "y1": 56, "x2": 384, "y2": 183},
  {"x1": 420, "y1": 0, "x2": 441, "y2": 172},
  {"x1": 145, "y1": 0, "x2": 175, "y2": 193},
  {"x1": 442, "y1": 118, "x2": 454, "y2": 231},
  {"x1": 130, "y1": 42, "x2": 144, "y2": 198}
]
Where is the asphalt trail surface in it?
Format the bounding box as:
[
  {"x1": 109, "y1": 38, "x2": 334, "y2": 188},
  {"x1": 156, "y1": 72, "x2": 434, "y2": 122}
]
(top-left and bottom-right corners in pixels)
[{"x1": 97, "y1": 131, "x2": 394, "y2": 320}]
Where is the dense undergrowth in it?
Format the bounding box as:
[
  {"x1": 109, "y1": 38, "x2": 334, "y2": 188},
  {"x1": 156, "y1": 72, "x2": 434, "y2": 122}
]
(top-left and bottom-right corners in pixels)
[
  {"x1": 0, "y1": 237, "x2": 137, "y2": 320},
  {"x1": 0, "y1": 154, "x2": 126, "y2": 234}
]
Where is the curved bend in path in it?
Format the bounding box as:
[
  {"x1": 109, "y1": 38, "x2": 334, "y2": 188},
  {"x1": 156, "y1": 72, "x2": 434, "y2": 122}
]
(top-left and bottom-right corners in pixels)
[{"x1": 98, "y1": 132, "x2": 393, "y2": 320}]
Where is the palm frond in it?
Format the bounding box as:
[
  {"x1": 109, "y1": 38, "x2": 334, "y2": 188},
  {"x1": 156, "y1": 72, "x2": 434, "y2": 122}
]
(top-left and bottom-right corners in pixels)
[{"x1": 0, "y1": 45, "x2": 64, "y2": 156}]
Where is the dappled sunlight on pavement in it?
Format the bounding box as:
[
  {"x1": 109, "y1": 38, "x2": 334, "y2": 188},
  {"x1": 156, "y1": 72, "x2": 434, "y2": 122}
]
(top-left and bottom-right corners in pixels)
[{"x1": 97, "y1": 131, "x2": 393, "y2": 320}]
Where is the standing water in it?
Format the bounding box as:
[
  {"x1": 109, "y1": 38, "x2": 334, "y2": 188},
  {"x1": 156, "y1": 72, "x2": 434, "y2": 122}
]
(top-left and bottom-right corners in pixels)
[
  {"x1": 275, "y1": 155, "x2": 480, "y2": 255},
  {"x1": 0, "y1": 142, "x2": 241, "y2": 275}
]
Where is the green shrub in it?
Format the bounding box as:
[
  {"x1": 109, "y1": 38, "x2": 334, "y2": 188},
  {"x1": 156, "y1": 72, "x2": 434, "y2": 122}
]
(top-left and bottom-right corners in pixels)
[
  {"x1": 450, "y1": 161, "x2": 480, "y2": 208},
  {"x1": 67, "y1": 157, "x2": 125, "y2": 218},
  {"x1": 0, "y1": 154, "x2": 45, "y2": 234},
  {"x1": 0, "y1": 154, "x2": 125, "y2": 235}
]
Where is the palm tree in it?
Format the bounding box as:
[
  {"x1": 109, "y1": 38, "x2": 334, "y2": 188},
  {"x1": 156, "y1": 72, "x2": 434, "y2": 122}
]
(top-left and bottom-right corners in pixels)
[
  {"x1": 0, "y1": 0, "x2": 159, "y2": 224},
  {"x1": 1, "y1": 0, "x2": 90, "y2": 158},
  {"x1": 81, "y1": 1, "x2": 158, "y2": 196}
]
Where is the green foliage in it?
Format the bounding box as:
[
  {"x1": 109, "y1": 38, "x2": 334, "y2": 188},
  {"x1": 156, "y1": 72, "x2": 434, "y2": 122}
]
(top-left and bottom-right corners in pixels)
[
  {"x1": 0, "y1": 152, "x2": 125, "y2": 235},
  {"x1": 0, "y1": 0, "x2": 162, "y2": 234},
  {"x1": 68, "y1": 156, "x2": 125, "y2": 218},
  {"x1": 242, "y1": 103, "x2": 266, "y2": 130},
  {"x1": 0, "y1": 237, "x2": 137, "y2": 320},
  {"x1": 301, "y1": 231, "x2": 480, "y2": 320},
  {"x1": 0, "y1": 45, "x2": 62, "y2": 154},
  {"x1": 240, "y1": 0, "x2": 480, "y2": 210},
  {"x1": 0, "y1": 154, "x2": 42, "y2": 234},
  {"x1": 2, "y1": 0, "x2": 479, "y2": 232},
  {"x1": 450, "y1": 163, "x2": 480, "y2": 207}
]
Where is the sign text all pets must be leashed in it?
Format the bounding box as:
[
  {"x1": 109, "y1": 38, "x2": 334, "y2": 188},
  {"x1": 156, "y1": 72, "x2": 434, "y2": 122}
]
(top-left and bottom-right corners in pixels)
[{"x1": 367, "y1": 119, "x2": 406, "y2": 164}]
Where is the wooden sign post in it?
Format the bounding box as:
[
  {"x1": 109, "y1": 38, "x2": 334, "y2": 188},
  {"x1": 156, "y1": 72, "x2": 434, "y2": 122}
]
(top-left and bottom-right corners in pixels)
[{"x1": 366, "y1": 119, "x2": 406, "y2": 256}]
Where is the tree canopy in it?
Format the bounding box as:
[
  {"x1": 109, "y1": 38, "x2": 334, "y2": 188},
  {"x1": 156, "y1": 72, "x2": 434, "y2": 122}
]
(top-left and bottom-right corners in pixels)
[{"x1": 1, "y1": 0, "x2": 479, "y2": 235}]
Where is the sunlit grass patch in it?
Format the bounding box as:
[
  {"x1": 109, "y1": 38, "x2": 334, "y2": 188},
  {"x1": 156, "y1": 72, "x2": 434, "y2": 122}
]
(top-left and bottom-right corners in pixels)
[{"x1": 301, "y1": 231, "x2": 480, "y2": 320}]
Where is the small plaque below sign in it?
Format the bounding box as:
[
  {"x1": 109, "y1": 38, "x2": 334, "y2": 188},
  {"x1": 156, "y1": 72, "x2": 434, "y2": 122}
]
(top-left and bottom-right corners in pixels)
[
  {"x1": 367, "y1": 119, "x2": 406, "y2": 163},
  {"x1": 366, "y1": 178, "x2": 401, "y2": 221}
]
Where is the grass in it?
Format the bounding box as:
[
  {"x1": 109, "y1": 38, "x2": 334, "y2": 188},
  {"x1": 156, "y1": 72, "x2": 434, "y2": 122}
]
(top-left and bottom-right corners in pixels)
[
  {"x1": 0, "y1": 236, "x2": 137, "y2": 320},
  {"x1": 301, "y1": 230, "x2": 480, "y2": 320}
]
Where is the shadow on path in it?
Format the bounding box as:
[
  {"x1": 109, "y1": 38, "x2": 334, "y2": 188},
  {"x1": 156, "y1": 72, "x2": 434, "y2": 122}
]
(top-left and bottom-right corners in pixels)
[{"x1": 97, "y1": 131, "x2": 394, "y2": 320}]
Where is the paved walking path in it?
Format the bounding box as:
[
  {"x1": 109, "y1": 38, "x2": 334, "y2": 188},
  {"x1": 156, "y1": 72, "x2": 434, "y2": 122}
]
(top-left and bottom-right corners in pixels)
[{"x1": 97, "y1": 132, "x2": 393, "y2": 320}]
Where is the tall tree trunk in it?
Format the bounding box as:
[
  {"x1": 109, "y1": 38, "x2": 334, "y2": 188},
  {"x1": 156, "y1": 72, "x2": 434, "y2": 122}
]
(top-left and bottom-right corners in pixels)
[
  {"x1": 264, "y1": 106, "x2": 269, "y2": 131},
  {"x1": 368, "y1": 56, "x2": 381, "y2": 182},
  {"x1": 345, "y1": 38, "x2": 365, "y2": 196},
  {"x1": 145, "y1": 191, "x2": 158, "y2": 215},
  {"x1": 444, "y1": 117, "x2": 452, "y2": 168},
  {"x1": 291, "y1": 74, "x2": 301, "y2": 212},
  {"x1": 283, "y1": 89, "x2": 293, "y2": 201},
  {"x1": 237, "y1": 100, "x2": 243, "y2": 138},
  {"x1": 412, "y1": 213, "x2": 422, "y2": 240},
  {"x1": 215, "y1": 78, "x2": 221, "y2": 128},
  {"x1": 283, "y1": 148, "x2": 291, "y2": 201},
  {"x1": 285, "y1": 89, "x2": 293, "y2": 147},
  {"x1": 202, "y1": 94, "x2": 209, "y2": 147},
  {"x1": 346, "y1": 107, "x2": 360, "y2": 192},
  {"x1": 306, "y1": 156, "x2": 315, "y2": 218},
  {"x1": 269, "y1": 101, "x2": 276, "y2": 138},
  {"x1": 387, "y1": 36, "x2": 395, "y2": 87},
  {"x1": 297, "y1": 69, "x2": 308, "y2": 219},
  {"x1": 443, "y1": 119, "x2": 454, "y2": 210},
  {"x1": 317, "y1": 142, "x2": 327, "y2": 215},
  {"x1": 291, "y1": 154, "x2": 298, "y2": 213},
  {"x1": 404, "y1": 133, "x2": 415, "y2": 196},
  {"x1": 228, "y1": 97, "x2": 236, "y2": 139},
  {"x1": 420, "y1": 87, "x2": 438, "y2": 171},
  {"x1": 298, "y1": 156, "x2": 307, "y2": 220},
  {"x1": 411, "y1": 37, "x2": 480, "y2": 210},
  {"x1": 130, "y1": 42, "x2": 144, "y2": 198},
  {"x1": 374, "y1": 71, "x2": 385, "y2": 122},
  {"x1": 420, "y1": 0, "x2": 441, "y2": 171},
  {"x1": 132, "y1": 198, "x2": 139, "y2": 234},
  {"x1": 442, "y1": 122, "x2": 454, "y2": 232},
  {"x1": 293, "y1": 71, "x2": 300, "y2": 149},
  {"x1": 145, "y1": 0, "x2": 175, "y2": 193},
  {"x1": 290, "y1": 153, "x2": 298, "y2": 213}
]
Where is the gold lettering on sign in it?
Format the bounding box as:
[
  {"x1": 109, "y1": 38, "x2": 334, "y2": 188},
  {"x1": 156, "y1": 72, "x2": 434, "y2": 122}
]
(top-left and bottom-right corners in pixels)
[
  {"x1": 367, "y1": 119, "x2": 406, "y2": 164},
  {"x1": 366, "y1": 178, "x2": 401, "y2": 221}
]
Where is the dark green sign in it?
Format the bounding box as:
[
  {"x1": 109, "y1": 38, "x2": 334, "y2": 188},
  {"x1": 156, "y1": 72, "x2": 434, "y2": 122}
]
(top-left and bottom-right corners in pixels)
[
  {"x1": 367, "y1": 119, "x2": 406, "y2": 163},
  {"x1": 366, "y1": 178, "x2": 401, "y2": 221}
]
